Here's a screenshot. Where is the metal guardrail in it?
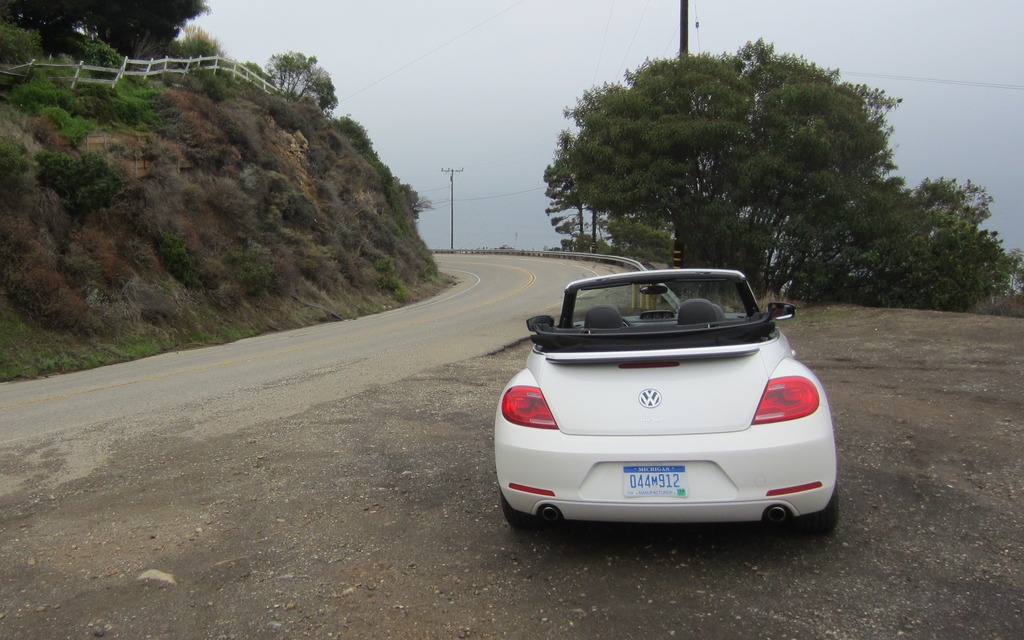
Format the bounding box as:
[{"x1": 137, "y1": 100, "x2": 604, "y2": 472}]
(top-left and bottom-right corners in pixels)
[{"x1": 432, "y1": 248, "x2": 648, "y2": 272}]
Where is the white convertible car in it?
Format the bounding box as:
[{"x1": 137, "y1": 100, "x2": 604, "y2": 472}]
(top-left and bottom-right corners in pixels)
[{"x1": 494, "y1": 268, "x2": 838, "y2": 533}]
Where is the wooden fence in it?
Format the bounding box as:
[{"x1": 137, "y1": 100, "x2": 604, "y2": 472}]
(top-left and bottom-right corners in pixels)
[{"x1": 0, "y1": 55, "x2": 276, "y2": 92}]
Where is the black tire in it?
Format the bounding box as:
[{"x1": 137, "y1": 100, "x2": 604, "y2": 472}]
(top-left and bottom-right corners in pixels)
[
  {"x1": 499, "y1": 490, "x2": 552, "y2": 529},
  {"x1": 789, "y1": 488, "x2": 839, "y2": 534}
]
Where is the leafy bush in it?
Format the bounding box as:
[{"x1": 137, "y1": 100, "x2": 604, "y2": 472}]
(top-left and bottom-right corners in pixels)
[
  {"x1": 6, "y1": 76, "x2": 95, "y2": 144},
  {"x1": 334, "y1": 116, "x2": 376, "y2": 159},
  {"x1": 35, "y1": 151, "x2": 125, "y2": 220},
  {"x1": 112, "y1": 79, "x2": 160, "y2": 128},
  {"x1": 157, "y1": 233, "x2": 201, "y2": 287},
  {"x1": 6, "y1": 75, "x2": 70, "y2": 112},
  {"x1": 375, "y1": 258, "x2": 408, "y2": 302},
  {"x1": 225, "y1": 245, "x2": 276, "y2": 295},
  {"x1": 171, "y1": 24, "x2": 223, "y2": 59},
  {"x1": 8, "y1": 74, "x2": 158, "y2": 134},
  {"x1": 0, "y1": 135, "x2": 30, "y2": 181},
  {"x1": 39, "y1": 106, "x2": 93, "y2": 144},
  {"x1": 68, "y1": 34, "x2": 123, "y2": 67},
  {"x1": 189, "y1": 69, "x2": 234, "y2": 102},
  {"x1": 0, "y1": 21, "x2": 42, "y2": 63}
]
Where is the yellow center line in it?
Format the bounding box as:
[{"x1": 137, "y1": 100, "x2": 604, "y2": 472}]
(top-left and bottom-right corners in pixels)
[{"x1": 0, "y1": 264, "x2": 539, "y2": 412}]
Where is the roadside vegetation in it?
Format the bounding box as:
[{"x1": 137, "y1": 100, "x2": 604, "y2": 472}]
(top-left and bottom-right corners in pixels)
[
  {"x1": 0, "y1": 4, "x2": 440, "y2": 381},
  {"x1": 546, "y1": 41, "x2": 1023, "y2": 315}
]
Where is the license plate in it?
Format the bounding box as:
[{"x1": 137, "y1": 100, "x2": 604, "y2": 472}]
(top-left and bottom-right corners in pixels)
[{"x1": 623, "y1": 465, "x2": 689, "y2": 498}]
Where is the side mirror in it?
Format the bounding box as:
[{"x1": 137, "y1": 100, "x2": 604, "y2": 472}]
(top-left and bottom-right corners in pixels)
[
  {"x1": 766, "y1": 302, "x2": 796, "y2": 321},
  {"x1": 526, "y1": 315, "x2": 555, "y2": 332}
]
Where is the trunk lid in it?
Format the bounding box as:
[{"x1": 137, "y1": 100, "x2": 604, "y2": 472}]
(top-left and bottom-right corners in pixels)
[{"x1": 532, "y1": 344, "x2": 769, "y2": 436}]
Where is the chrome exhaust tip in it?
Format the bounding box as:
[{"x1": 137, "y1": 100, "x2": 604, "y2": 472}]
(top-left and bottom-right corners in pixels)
[
  {"x1": 765, "y1": 505, "x2": 789, "y2": 523},
  {"x1": 539, "y1": 505, "x2": 562, "y2": 522}
]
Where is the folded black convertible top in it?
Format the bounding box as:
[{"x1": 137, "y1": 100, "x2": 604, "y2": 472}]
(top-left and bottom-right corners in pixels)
[{"x1": 529, "y1": 313, "x2": 778, "y2": 353}]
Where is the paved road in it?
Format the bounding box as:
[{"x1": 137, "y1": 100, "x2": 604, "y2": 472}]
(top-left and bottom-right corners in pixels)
[{"x1": 0, "y1": 254, "x2": 616, "y2": 451}]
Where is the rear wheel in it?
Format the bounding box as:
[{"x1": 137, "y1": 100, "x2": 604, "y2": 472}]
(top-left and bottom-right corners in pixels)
[
  {"x1": 499, "y1": 490, "x2": 551, "y2": 529},
  {"x1": 789, "y1": 488, "x2": 839, "y2": 534}
]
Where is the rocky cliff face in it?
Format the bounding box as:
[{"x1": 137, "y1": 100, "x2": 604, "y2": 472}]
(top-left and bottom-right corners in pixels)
[{"x1": 0, "y1": 80, "x2": 440, "y2": 377}]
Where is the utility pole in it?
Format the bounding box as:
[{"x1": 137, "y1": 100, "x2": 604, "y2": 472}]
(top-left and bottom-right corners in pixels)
[
  {"x1": 680, "y1": 0, "x2": 689, "y2": 57},
  {"x1": 441, "y1": 168, "x2": 463, "y2": 250},
  {"x1": 675, "y1": 1, "x2": 689, "y2": 268}
]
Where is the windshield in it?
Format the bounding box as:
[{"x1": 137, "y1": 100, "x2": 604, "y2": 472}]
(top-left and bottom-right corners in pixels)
[{"x1": 569, "y1": 278, "x2": 751, "y2": 327}]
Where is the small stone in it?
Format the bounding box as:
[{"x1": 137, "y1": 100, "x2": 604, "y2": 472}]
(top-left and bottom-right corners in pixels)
[{"x1": 137, "y1": 569, "x2": 177, "y2": 585}]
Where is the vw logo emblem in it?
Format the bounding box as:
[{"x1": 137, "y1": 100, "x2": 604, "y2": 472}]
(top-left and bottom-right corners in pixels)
[{"x1": 638, "y1": 388, "x2": 662, "y2": 409}]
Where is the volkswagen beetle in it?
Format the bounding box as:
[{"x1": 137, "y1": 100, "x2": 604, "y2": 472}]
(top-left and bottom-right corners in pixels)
[{"x1": 494, "y1": 268, "x2": 838, "y2": 533}]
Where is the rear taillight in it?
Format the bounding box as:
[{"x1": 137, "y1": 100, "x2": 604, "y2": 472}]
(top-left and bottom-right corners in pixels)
[
  {"x1": 752, "y1": 376, "x2": 820, "y2": 424},
  {"x1": 501, "y1": 386, "x2": 558, "y2": 429}
]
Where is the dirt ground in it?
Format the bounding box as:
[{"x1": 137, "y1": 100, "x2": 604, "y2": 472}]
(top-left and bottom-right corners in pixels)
[{"x1": 0, "y1": 305, "x2": 1021, "y2": 639}]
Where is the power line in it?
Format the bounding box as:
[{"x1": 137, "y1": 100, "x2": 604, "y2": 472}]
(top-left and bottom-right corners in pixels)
[
  {"x1": 843, "y1": 71, "x2": 1024, "y2": 91},
  {"x1": 339, "y1": 1, "x2": 528, "y2": 103},
  {"x1": 617, "y1": 0, "x2": 652, "y2": 78},
  {"x1": 458, "y1": 186, "x2": 545, "y2": 201},
  {"x1": 593, "y1": 0, "x2": 616, "y2": 85},
  {"x1": 432, "y1": 185, "x2": 545, "y2": 206}
]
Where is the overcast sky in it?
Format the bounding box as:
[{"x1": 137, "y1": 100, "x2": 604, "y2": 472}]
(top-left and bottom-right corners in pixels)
[{"x1": 196, "y1": 0, "x2": 1023, "y2": 254}]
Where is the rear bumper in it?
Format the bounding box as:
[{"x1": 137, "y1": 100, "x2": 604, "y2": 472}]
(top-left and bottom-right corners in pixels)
[{"x1": 495, "y1": 411, "x2": 837, "y2": 524}]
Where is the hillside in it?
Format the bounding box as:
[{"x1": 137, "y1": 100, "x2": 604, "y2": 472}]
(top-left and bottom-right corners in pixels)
[{"x1": 0, "y1": 72, "x2": 443, "y2": 381}]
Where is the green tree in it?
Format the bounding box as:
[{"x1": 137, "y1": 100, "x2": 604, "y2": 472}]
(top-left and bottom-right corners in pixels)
[
  {"x1": 734, "y1": 41, "x2": 903, "y2": 295},
  {"x1": 543, "y1": 132, "x2": 594, "y2": 252},
  {"x1": 547, "y1": 41, "x2": 1009, "y2": 310},
  {"x1": 268, "y1": 51, "x2": 338, "y2": 114},
  {"x1": 7, "y1": 0, "x2": 207, "y2": 56},
  {"x1": 0, "y1": 18, "x2": 42, "y2": 62},
  {"x1": 606, "y1": 217, "x2": 672, "y2": 264},
  {"x1": 863, "y1": 179, "x2": 1010, "y2": 311},
  {"x1": 552, "y1": 53, "x2": 751, "y2": 267}
]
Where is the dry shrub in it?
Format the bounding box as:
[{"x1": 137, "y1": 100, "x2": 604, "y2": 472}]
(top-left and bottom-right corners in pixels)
[
  {"x1": 156, "y1": 89, "x2": 241, "y2": 171},
  {"x1": 215, "y1": 102, "x2": 267, "y2": 166},
  {"x1": 19, "y1": 265, "x2": 90, "y2": 329},
  {"x1": 274, "y1": 250, "x2": 301, "y2": 297},
  {"x1": 297, "y1": 245, "x2": 340, "y2": 290},
  {"x1": 142, "y1": 136, "x2": 189, "y2": 176},
  {"x1": 211, "y1": 282, "x2": 244, "y2": 309},
  {"x1": 124, "y1": 238, "x2": 157, "y2": 270},
  {"x1": 974, "y1": 295, "x2": 1024, "y2": 318},
  {"x1": 123, "y1": 276, "x2": 175, "y2": 321},
  {"x1": 76, "y1": 227, "x2": 127, "y2": 284},
  {"x1": 199, "y1": 255, "x2": 226, "y2": 289},
  {"x1": 334, "y1": 248, "x2": 370, "y2": 288},
  {"x1": 0, "y1": 215, "x2": 89, "y2": 329},
  {"x1": 30, "y1": 188, "x2": 73, "y2": 249},
  {"x1": 203, "y1": 175, "x2": 254, "y2": 228},
  {"x1": 26, "y1": 114, "x2": 72, "y2": 152},
  {"x1": 61, "y1": 240, "x2": 103, "y2": 287}
]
